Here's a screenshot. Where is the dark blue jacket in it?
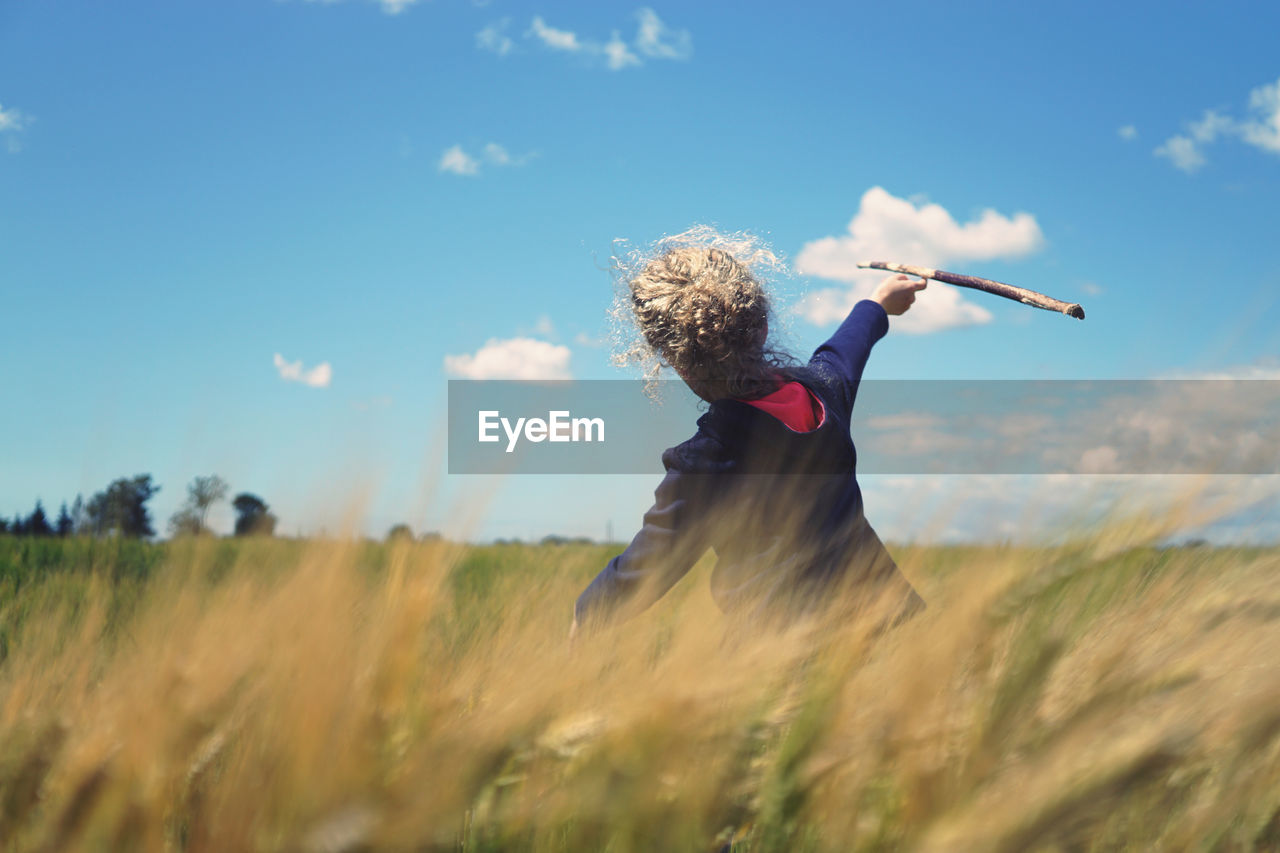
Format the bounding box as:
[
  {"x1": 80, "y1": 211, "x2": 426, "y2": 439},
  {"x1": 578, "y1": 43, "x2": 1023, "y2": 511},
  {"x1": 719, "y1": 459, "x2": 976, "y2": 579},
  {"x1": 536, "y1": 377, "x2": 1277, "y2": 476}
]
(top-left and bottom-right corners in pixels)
[{"x1": 575, "y1": 299, "x2": 924, "y2": 627}]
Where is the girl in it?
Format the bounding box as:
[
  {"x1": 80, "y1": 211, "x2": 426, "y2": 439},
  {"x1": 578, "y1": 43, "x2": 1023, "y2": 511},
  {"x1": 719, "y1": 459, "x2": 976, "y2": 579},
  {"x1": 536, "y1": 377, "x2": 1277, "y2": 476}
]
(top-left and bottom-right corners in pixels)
[{"x1": 573, "y1": 230, "x2": 927, "y2": 635}]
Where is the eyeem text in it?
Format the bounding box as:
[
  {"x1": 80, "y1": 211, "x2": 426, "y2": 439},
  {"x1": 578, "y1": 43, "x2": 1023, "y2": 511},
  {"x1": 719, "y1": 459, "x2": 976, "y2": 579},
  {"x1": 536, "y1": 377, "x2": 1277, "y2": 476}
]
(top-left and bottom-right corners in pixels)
[{"x1": 478, "y1": 410, "x2": 605, "y2": 453}]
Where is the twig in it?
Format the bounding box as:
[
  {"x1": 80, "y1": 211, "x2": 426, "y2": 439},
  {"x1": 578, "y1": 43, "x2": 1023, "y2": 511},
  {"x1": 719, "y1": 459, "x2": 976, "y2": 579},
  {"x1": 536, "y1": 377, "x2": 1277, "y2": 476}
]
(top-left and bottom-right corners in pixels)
[{"x1": 857, "y1": 261, "x2": 1085, "y2": 320}]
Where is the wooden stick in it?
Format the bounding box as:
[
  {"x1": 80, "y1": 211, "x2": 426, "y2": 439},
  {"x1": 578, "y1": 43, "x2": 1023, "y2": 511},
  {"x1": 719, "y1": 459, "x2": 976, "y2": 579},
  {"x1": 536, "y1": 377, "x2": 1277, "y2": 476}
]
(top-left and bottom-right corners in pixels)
[{"x1": 856, "y1": 261, "x2": 1085, "y2": 320}]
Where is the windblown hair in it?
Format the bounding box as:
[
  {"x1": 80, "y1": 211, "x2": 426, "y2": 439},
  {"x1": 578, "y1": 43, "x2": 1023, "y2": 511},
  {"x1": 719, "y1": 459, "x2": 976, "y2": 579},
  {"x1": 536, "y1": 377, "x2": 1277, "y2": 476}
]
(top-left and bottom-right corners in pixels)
[{"x1": 612, "y1": 227, "x2": 795, "y2": 402}]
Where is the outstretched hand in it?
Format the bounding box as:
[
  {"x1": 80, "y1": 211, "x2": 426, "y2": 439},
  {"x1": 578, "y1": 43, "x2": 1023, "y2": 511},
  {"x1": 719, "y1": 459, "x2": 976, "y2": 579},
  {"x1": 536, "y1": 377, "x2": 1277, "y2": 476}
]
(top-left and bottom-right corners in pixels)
[{"x1": 872, "y1": 274, "x2": 928, "y2": 316}]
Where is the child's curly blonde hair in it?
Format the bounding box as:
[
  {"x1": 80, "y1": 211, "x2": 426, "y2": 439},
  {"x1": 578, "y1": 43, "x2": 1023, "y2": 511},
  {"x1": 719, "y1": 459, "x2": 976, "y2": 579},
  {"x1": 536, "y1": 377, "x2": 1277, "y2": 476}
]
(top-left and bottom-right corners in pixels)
[{"x1": 612, "y1": 226, "x2": 793, "y2": 402}]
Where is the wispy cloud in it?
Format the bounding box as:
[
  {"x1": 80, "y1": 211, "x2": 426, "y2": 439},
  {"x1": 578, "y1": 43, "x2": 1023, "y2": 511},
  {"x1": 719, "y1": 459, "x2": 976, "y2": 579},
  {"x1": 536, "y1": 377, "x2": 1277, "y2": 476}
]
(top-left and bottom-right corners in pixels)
[
  {"x1": 1118, "y1": 124, "x2": 1138, "y2": 141},
  {"x1": 634, "y1": 7, "x2": 692, "y2": 61},
  {"x1": 487, "y1": 8, "x2": 690, "y2": 71},
  {"x1": 476, "y1": 18, "x2": 514, "y2": 56},
  {"x1": 1240, "y1": 77, "x2": 1280, "y2": 153},
  {"x1": 1156, "y1": 109, "x2": 1233, "y2": 173},
  {"x1": 604, "y1": 32, "x2": 641, "y2": 70},
  {"x1": 1162, "y1": 358, "x2": 1280, "y2": 380},
  {"x1": 482, "y1": 143, "x2": 522, "y2": 166},
  {"x1": 864, "y1": 473, "x2": 1280, "y2": 545},
  {"x1": 1155, "y1": 135, "x2": 1205, "y2": 173},
  {"x1": 299, "y1": 0, "x2": 422, "y2": 15},
  {"x1": 795, "y1": 186, "x2": 1045, "y2": 333},
  {"x1": 851, "y1": 381, "x2": 1280, "y2": 480},
  {"x1": 438, "y1": 144, "x2": 480, "y2": 176},
  {"x1": 438, "y1": 142, "x2": 535, "y2": 177},
  {"x1": 0, "y1": 103, "x2": 26, "y2": 133},
  {"x1": 1156, "y1": 77, "x2": 1280, "y2": 172},
  {"x1": 444, "y1": 337, "x2": 572, "y2": 380},
  {"x1": 273, "y1": 353, "x2": 333, "y2": 388},
  {"x1": 0, "y1": 103, "x2": 30, "y2": 153},
  {"x1": 528, "y1": 16, "x2": 581, "y2": 51}
]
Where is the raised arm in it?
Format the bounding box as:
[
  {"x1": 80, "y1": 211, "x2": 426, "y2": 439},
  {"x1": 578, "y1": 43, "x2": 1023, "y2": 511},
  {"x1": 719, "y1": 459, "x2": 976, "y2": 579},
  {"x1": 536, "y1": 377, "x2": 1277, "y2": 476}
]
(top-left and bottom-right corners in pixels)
[{"x1": 808, "y1": 275, "x2": 925, "y2": 417}]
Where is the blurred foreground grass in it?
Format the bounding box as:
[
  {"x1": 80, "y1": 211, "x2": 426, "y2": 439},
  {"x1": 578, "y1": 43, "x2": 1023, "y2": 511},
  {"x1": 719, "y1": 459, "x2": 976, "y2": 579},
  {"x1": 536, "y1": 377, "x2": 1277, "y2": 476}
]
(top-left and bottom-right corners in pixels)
[{"x1": 1, "y1": 519, "x2": 1279, "y2": 852}]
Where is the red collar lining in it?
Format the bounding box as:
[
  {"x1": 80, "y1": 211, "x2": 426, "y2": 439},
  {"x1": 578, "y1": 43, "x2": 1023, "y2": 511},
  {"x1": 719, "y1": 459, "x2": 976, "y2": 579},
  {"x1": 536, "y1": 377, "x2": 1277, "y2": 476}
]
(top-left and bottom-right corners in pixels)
[{"x1": 738, "y1": 381, "x2": 826, "y2": 433}]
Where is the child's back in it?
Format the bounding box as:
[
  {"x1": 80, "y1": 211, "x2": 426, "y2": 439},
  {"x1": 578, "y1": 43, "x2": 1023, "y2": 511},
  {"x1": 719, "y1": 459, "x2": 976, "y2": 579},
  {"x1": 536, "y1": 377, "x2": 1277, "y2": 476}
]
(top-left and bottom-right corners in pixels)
[{"x1": 574, "y1": 231, "x2": 926, "y2": 632}]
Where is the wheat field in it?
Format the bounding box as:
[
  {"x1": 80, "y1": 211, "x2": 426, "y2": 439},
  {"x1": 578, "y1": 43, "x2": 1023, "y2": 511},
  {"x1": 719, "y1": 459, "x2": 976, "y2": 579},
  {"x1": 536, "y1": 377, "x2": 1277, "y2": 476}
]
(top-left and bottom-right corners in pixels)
[{"x1": 1, "y1": 501, "x2": 1279, "y2": 851}]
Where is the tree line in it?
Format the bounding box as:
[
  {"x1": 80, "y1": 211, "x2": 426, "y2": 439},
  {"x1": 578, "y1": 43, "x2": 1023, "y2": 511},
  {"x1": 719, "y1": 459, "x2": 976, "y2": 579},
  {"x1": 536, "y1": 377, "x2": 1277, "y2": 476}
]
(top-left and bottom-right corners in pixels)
[{"x1": 0, "y1": 474, "x2": 277, "y2": 540}]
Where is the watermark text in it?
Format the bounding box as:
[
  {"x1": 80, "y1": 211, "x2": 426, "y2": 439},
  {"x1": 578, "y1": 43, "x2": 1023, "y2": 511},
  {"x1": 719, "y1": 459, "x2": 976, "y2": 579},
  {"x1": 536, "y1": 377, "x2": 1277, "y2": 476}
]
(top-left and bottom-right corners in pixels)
[{"x1": 478, "y1": 410, "x2": 605, "y2": 453}]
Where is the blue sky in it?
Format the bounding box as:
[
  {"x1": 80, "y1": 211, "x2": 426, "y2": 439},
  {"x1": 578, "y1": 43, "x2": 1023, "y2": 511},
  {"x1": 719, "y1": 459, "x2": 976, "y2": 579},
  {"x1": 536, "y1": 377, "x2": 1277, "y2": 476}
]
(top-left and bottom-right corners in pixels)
[{"x1": 2, "y1": 0, "x2": 1278, "y2": 541}]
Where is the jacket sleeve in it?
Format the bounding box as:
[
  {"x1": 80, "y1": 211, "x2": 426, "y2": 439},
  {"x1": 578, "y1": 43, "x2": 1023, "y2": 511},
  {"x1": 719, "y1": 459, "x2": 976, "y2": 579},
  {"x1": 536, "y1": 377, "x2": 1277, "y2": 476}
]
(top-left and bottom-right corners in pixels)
[
  {"x1": 574, "y1": 464, "x2": 712, "y2": 628},
  {"x1": 808, "y1": 299, "x2": 889, "y2": 419}
]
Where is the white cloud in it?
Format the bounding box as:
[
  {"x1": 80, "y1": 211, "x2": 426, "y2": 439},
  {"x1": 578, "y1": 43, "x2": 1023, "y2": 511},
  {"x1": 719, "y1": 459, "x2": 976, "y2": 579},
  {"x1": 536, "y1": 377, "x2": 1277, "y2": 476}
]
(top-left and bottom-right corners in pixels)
[
  {"x1": 634, "y1": 8, "x2": 692, "y2": 60},
  {"x1": 438, "y1": 144, "x2": 480, "y2": 176},
  {"x1": 604, "y1": 32, "x2": 641, "y2": 70},
  {"x1": 795, "y1": 186, "x2": 1044, "y2": 332},
  {"x1": 483, "y1": 142, "x2": 520, "y2": 165},
  {"x1": 0, "y1": 103, "x2": 26, "y2": 133},
  {"x1": 444, "y1": 337, "x2": 572, "y2": 380},
  {"x1": 1190, "y1": 110, "x2": 1233, "y2": 142},
  {"x1": 1156, "y1": 77, "x2": 1280, "y2": 171},
  {"x1": 799, "y1": 283, "x2": 993, "y2": 334},
  {"x1": 512, "y1": 9, "x2": 690, "y2": 71},
  {"x1": 273, "y1": 353, "x2": 333, "y2": 388},
  {"x1": 528, "y1": 16, "x2": 582, "y2": 52},
  {"x1": 1, "y1": 103, "x2": 29, "y2": 151},
  {"x1": 476, "y1": 18, "x2": 514, "y2": 56},
  {"x1": 1240, "y1": 77, "x2": 1280, "y2": 153},
  {"x1": 856, "y1": 377, "x2": 1280, "y2": 541},
  {"x1": 1118, "y1": 125, "x2": 1138, "y2": 141},
  {"x1": 1159, "y1": 110, "x2": 1238, "y2": 171},
  {"x1": 1080, "y1": 281, "x2": 1104, "y2": 296},
  {"x1": 1155, "y1": 134, "x2": 1206, "y2": 172},
  {"x1": 796, "y1": 187, "x2": 1044, "y2": 281},
  {"x1": 864, "y1": 473, "x2": 1280, "y2": 545},
  {"x1": 1013, "y1": 381, "x2": 1280, "y2": 476},
  {"x1": 483, "y1": 143, "x2": 533, "y2": 167},
  {"x1": 439, "y1": 142, "x2": 534, "y2": 177}
]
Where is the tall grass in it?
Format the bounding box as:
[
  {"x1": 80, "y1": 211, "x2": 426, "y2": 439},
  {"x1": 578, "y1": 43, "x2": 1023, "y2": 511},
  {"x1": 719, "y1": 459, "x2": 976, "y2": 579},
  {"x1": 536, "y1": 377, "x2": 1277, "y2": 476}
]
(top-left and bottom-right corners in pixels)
[{"x1": 0, "y1": 519, "x2": 1278, "y2": 851}]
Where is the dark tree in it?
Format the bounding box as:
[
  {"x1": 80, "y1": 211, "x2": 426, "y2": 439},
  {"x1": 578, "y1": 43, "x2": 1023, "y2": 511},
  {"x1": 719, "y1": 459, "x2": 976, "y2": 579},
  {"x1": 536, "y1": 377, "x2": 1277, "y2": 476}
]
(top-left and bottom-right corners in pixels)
[
  {"x1": 86, "y1": 475, "x2": 161, "y2": 538},
  {"x1": 55, "y1": 502, "x2": 74, "y2": 537},
  {"x1": 232, "y1": 493, "x2": 277, "y2": 537},
  {"x1": 0, "y1": 517, "x2": 9, "y2": 534},
  {"x1": 27, "y1": 501, "x2": 54, "y2": 537},
  {"x1": 9, "y1": 514, "x2": 26, "y2": 536},
  {"x1": 386, "y1": 523, "x2": 414, "y2": 542}
]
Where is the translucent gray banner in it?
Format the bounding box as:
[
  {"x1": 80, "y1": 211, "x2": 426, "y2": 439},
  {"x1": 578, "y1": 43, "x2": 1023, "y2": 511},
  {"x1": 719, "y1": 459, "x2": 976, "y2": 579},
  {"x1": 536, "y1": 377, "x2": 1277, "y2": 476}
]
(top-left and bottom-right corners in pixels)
[{"x1": 447, "y1": 380, "x2": 1280, "y2": 475}]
